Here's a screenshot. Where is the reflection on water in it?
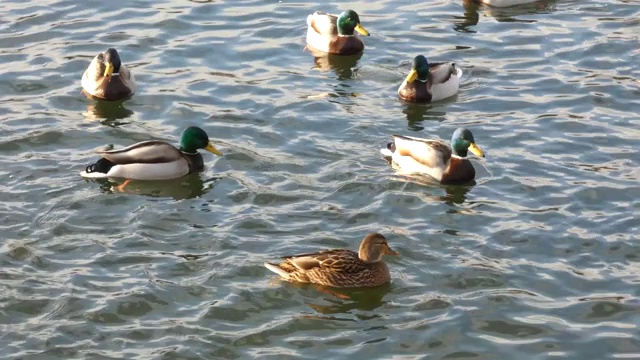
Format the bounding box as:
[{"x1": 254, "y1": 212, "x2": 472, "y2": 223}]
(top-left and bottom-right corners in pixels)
[
  {"x1": 2, "y1": 0, "x2": 639, "y2": 357},
  {"x1": 455, "y1": 1, "x2": 481, "y2": 32},
  {"x1": 441, "y1": 184, "x2": 474, "y2": 205},
  {"x1": 309, "y1": 48, "x2": 363, "y2": 81},
  {"x1": 401, "y1": 103, "x2": 448, "y2": 131},
  {"x1": 388, "y1": 171, "x2": 475, "y2": 205},
  {"x1": 454, "y1": 0, "x2": 558, "y2": 32},
  {"x1": 88, "y1": 173, "x2": 214, "y2": 200},
  {"x1": 285, "y1": 282, "x2": 391, "y2": 314},
  {"x1": 82, "y1": 95, "x2": 134, "y2": 125}
]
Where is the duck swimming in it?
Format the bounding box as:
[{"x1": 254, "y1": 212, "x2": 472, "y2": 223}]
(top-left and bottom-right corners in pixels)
[
  {"x1": 306, "y1": 10, "x2": 370, "y2": 55},
  {"x1": 380, "y1": 128, "x2": 484, "y2": 184},
  {"x1": 398, "y1": 55, "x2": 462, "y2": 103},
  {"x1": 80, "y1": 126, "x2": 223, "y2": 183},
  {"x1": 264, "y1": 233, "x2": 398, "y2": 288},
  {"x1": 81, "y1": 48, "x2": 136, "y2": 100}
]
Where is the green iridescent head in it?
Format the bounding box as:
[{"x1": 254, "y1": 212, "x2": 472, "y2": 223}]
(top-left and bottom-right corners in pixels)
[
  {"x1": 179, "y1": 126, "x2": 223, "y2": 156},
  {"x1": 102, "y1": 48, "x2": 122, "y2": 77},
  {"x1": 336, "y1": 10, "x2": 370, "y2": 36},
  {"x1": 405, "y1": 55, "x2": 430, "y2": 83},
  {"x1": 450, "y1": 128, "x2": 484, "y2": 158}
]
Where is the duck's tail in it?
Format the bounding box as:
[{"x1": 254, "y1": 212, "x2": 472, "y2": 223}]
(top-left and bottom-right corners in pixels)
[
  {"x1": 264, "y1": 262, "x2": 290, "y2": 278},
  {"x1": 380, "y1": 140, "x2": 396, "y2": 157},
  {"x1": 79, "y1": 158, "x2": 115, "y2": 179}
]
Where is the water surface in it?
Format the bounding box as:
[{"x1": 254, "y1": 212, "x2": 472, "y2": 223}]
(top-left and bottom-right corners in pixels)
[{"x1": 1, "y1": 0, "x2": 639, "y2": 358}]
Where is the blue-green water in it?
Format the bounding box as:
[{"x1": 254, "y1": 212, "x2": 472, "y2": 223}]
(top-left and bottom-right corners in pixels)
[{"x1": 1, "y1": 0, "x2": 639, "y2": 358}]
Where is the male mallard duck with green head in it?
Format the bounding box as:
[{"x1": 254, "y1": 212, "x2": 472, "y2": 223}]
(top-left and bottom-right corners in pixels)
[
  {"x1": 380, "y1": 128, "x2": 484, "y2": 184},
  {"x1": 306, "y1": 9, "x2": 370, "y2": 56},
  {"x1": 82, "y1": 48, "x2": 136, "y2": 100},
  {"x1": 80, "y1": 127, "x2": 223, "y2": 183},
  {"x1": 265, "y1": 233, "x2": 398, "y2": 288},
  {"x1": 398, "y1": 55, "x2": 462, "y2": 103}
]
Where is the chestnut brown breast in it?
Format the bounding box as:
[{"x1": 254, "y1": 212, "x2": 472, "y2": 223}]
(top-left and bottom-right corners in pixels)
[
  {"x1": 441, "y1": 156, "x2": 476, "y2": 184},
  {"x1": 329, "y1": 36, "x2": 364, "y2": 55},
  {"x1": 399, "y1": 81, "x2": 432, "y2": 103}
]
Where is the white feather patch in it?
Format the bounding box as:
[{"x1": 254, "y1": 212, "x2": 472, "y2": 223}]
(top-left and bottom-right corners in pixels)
[
  {"x1": 390, "y1": 153, "x2": 445, "y2": 180},
  {"x1": 306, "y1": 26, "x2": 331, "y2": 53},
  {"x1": 430, "y1": 67, "x2": 462, "y2": 102},
  {"x1": 105, "y1": 161, "x2": 189, "y2": 180},
  {"x1": 79, "y1": 170, "x2": 109, "y2": 179},
  {"x1": 380, "y1": 148, "x2": 393, "y2": 157},
  {"x1": 264, "y1": 263, "x2": 290, "y2": 278},
  {"x1": 384, "y1": 136, "x2": 450, "y2": 181}
]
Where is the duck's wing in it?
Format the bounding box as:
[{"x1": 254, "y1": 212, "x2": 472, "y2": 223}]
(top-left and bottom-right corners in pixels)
[
  {"x1": 117, "y1": 64, "x2": 137, "y2": 93},
  {"x1": 307, "y1": 11, "x2": 338, "y2": 36},
  {"x1": 81, "y1": 53, "x2": 106, "y2": 94},
  {"x1": 85, "y1": 53, "x2": 105, "y2": 82},
  {"x1": 284, "y1": 249, "x2": 365, "y2": 273},
  {"x1": 97, "y1": 141, "x2": 183, "y2": 165},
  {"x1": 392, "y1": 135, "x2": 452, "y2": 169},
  {"x1": 429, "y1": 62, "x2": 457, "y2": 85}
]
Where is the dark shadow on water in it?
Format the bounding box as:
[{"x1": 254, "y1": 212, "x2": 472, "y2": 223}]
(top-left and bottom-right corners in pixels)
[
  {"x1": 442, "y1": 184, "x2": 475, "y2": 205},
  {"x1": 82, "y1": 90, "x2": 134, "y2": 126},
  {"x1": 455, "y1": 2, "x2": 481, "y2": 33},
  {"x1": 400, "y1": 102, "x2": 447, "y2": 132},
  {"x1": 87, "y1": 174, "x2": 218, "y2": 200},
  {"x1": 388, "y1": 171, "x2": 476, "y2": 205},
  {"x1": 289, "y1": 282, "x2": 391, "y2": 315},
  {"x1": 454, "y1": 0, "x2": 558, "y2": 32},
  {"x1": 323, "y1": 82, "x2": 364, "y2": 115},
  {"x1": 330, "y1": 82, "x2": 357, "y2": 97},
  {"x1": 311, "y1": 51, "x2": 363, "y2": 81}
]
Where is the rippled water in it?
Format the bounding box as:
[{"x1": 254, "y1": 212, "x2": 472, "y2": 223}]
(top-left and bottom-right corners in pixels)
[{"x1": 1, "y1": 0, "x2": 639, "y2": 358}]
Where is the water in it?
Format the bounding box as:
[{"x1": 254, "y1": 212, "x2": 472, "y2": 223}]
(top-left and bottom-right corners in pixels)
[{"x1": 1, "y1": 0, "x2": 639, "y2": 358}]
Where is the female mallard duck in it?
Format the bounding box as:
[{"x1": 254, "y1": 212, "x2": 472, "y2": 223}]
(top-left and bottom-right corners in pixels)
[
  {"x1": 380, "y1": 128, "x2": 485, "y2": 184},
  {"x1": 264, "y1": 233, "x2": 398, "y2": 288},
  {"x1": 306, "y1": 9, "x2": 370, "y2": 56},
  {"x1": 80, "y1": 126, "x2": 223, "y2": 182},
  {"x1": 398, "y1": 55, "x2": 462, "y2": 103},
  {"x1": 81, "y1": 48, "x2": 136, "y2": 100},
  {"x1": 474, "y1": 0, "x2": 538, "y2": 7}
]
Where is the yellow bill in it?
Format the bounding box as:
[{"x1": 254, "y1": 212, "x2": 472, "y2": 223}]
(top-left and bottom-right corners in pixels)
[
  {"x1": 405, "y1": 68, "x2": 418, "y2": 83},
  {"x1": 103, "y1": 62, "x2": 114, "y2": 77},
  {"x1": 205, "y1": 142, "x2": 223, "y2": 156},
  {"x1": 354, "y1": 23, "x2": 370, "y2": 36},
  {"x1": 469, "y1": 143, "x2": 485, "y2": 158}
]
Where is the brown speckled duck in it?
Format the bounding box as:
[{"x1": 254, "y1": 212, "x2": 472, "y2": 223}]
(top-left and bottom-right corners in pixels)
[
  {"x1": 264, "y1": 233, "x2": 398, "y2": 288},
  {"x1": 380, "y1": 128, "x2": 484, "y2": 184},
  {"x1": 305, "y1": 10, "x2": 370, "y2": 56},
  {"x1": 81, "y1": 48, "x2": 136, "y2": 100}
]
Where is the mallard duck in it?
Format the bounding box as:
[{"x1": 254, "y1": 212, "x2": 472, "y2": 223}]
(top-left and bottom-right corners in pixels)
[
  {"x1": 81, "y1": 48, "x2": 136, "y2": 100},
  {"x1": 475, "y1": 0, "x2": 538, "y2": 7},
  {"x1": 398, "y1": 55, "x2": 462, "y2": 103},
  {"x1": 80, "y1": 126, "x2": 223, "y2": 182},
  {"x1": 380, "y1": 128, "x2": 484, "y2": 184},
  {"x1": 306, "y1": 10, "x2": 370, "y2": 56},
  {"x1": 264, "y1": 233, "x2": 398, "y2": 288}
]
